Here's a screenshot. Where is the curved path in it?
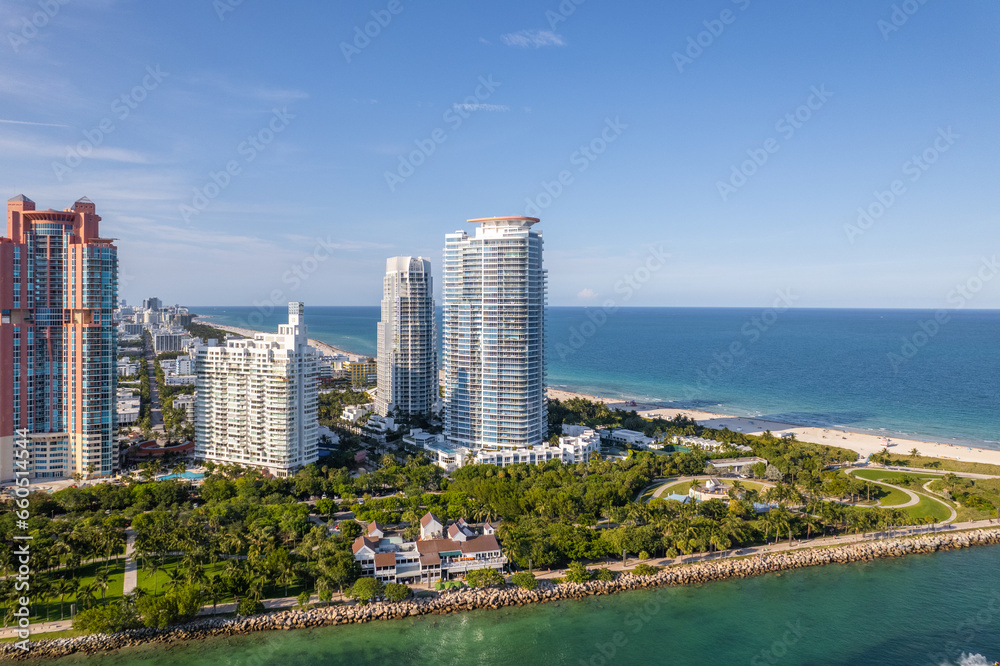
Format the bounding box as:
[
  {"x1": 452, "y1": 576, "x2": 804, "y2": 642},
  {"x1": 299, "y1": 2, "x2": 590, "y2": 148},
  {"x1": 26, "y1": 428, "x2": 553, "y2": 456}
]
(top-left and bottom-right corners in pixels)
[
  {"x1": 846, "y1": 469, "x2": 957, "y2": 523},
  {"x1": 642, "y1": 476, "x2": 774, "y2": 503}
]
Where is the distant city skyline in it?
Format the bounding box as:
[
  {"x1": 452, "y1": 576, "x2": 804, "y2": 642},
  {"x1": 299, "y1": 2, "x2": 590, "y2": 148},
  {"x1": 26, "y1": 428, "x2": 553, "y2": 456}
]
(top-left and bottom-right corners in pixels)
[{"x1": 1, "y1": 1, "x2": 998, "y2": 309}]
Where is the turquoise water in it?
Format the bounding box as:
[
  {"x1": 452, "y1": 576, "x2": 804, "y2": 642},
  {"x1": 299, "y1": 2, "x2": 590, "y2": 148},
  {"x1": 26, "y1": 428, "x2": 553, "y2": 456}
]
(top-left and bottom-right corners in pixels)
[
  {"x1": 51, "y1": 545, "x2": 1000, "y2": 665},
  {"x1": 157, "y1": 472, "x2": 204, "y2": 481},
  {"x1": 192, "y1": 306, "x2": 1000, "y2": 447}
]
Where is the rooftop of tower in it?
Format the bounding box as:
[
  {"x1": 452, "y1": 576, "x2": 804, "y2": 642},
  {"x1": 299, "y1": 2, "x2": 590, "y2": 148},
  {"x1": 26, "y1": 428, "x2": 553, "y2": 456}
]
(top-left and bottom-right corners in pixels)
[
  {"x1": 7, "y1": 194, "x2": 34, "y2": 203},
  {"x1": 467, "y1": 216, "x2": 540, "y2": 226}
]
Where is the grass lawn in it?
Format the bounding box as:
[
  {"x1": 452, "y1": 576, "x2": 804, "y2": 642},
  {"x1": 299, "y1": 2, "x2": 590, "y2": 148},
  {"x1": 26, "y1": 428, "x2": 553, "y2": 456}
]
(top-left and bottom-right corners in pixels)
[
  {"x1": 137, "y1": 558, "x2": 312, "y2": 603},
  {"x1": 3, "y1": 559, "x2": 128, "y2": 624},
  {"x1": 874, "y1": 485, "x2": 912, "y2": 507},
  {"x1": 904, "y1": 494, "x2": 953, "y2": 523}
]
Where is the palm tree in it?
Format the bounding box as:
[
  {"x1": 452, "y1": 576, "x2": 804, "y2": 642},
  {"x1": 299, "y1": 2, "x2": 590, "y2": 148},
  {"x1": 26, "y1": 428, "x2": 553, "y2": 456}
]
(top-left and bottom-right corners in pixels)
[
  {"x1": 165, "y1": 568, "x2": 186, "y2": 593},
  {"x1": 76, "y1": 581, "x2": 98, "y2": 610},
  {"x1": 93, "y1": 569, "x2": 111, "y2": 604},
  {"x1": 57, "y1": 579, "x2": 79, "y2": 620},
  {"x1": 142, "y1": 556, "x2": 163, "y2": 596}
]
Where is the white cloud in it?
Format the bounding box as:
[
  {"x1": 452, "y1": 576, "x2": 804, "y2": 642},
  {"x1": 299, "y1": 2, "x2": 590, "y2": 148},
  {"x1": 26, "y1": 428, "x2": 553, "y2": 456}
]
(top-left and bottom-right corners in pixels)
[
  {"x1": 577, "y1": 288, "x2": 598, "y2": 300},
  {"x1": 500, "y1": 30, "x2": 566, "y2": 48},
  {"x1": 0, "y1": 118, "x2": 69, "y2": 128}
]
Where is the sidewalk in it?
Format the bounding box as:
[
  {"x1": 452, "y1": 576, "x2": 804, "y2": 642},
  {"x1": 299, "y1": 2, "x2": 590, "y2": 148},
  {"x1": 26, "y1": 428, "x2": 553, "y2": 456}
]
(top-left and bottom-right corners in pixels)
[
  {"x1": 6, "y1": 519, "x2": 998, "y2": 639},
  {"x1": 122, "y1": 529, "x2": 137, "y2": 595}
]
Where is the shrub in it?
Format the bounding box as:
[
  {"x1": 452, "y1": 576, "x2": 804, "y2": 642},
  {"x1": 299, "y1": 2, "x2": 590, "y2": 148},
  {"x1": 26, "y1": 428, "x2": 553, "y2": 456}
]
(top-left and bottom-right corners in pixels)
[
  {"x1": 73, "y1": 594, "x2": 141, "y2": 634},
  {"x1": 236, "y1": 598, "x2": 265, "y2": 616},
  {"x1": 511, "y1": 572, "x2": 538, "y2": 590},
  {"x1": 467, "y1": 568, "x2": 504, "y2": 588},
  {"x1": 297, "y1": 591, "x2": 311, "y2": 608},
  {"x1": 638, "y1": 550, "x2": 650, "y2": 560},
  {"x1": 595, "y1": 567, "x2": 615, "y2": 582},
  {"x1": 384, "y1": 582, "x2": 411, "y2": 602},
  {"x1": 565, "y1": 561, "x2": 593, "y2": 583},
  {"x1": 631, "y1": 563, "x2": 659, "y2": 577},
  {"x1": 350, "y1": 577, "x2": 385, "y2": 604}
]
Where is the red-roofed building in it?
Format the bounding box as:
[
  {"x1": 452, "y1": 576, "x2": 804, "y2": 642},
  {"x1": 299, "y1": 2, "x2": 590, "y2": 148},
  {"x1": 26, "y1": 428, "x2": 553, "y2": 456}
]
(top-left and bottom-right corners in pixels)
[{"x1": 351, "y1": 519, "x2": 505, "y2": 584}]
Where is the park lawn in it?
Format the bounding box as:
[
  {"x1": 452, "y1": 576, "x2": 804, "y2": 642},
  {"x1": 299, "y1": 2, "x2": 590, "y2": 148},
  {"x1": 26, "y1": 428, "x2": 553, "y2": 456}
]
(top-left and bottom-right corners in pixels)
[
  {"x1": 904, "y1": 494, "x2": 953, "y2": 523},
  {"x1": 660, "y1": 480, "x2": 694, "y2": 496},
  {"x1": 873, "y1": 485, "x2": 912, "y2": 508},
  {"x1": 137, "y1": 559, "x2": 313, "y2": 603},
  {"x1": 136, "y1": 559, "x2": 226, "y2": 596},
  {"x1": 15, "y1": 559, "x2": 127, "y2": 624},
  {"x1": 879, "y1": 454, "x2": 1000, "y2": 477}
]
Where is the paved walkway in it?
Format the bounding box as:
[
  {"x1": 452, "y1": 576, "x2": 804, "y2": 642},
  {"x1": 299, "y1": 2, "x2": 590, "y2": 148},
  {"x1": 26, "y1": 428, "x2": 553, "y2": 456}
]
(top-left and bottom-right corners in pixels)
[
  {"x1": 123, "y1": 529, "x2": 137, "y2": 595},
  {"x1": 847, "y1": 469, "x2": 958, "y2": 523},
  {"x1": 8, "y1": 520, "x2": 1000, "y2": 639}
]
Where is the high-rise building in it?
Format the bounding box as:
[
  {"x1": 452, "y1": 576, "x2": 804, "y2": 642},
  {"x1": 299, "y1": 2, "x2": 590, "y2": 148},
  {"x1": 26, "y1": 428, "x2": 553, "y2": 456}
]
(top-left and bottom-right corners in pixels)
[
  {"x1": 0, "y1": 195, "x2": 118, "y2": 481},
  {"x1": 194, "y1": 302, "x2": 319, "y2": 477},
  {"x1": 442, "y1": 216, "x2": 547, "y2": 450},
  {"x1": 375, "y1": 257, "x2": 436, "y2": 418}
]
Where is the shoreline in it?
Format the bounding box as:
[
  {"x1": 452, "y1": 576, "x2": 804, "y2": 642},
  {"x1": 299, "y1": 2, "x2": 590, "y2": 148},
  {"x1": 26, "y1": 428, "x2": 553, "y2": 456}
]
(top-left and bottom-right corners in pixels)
[
  {"x1": 192, "y1": 315, "x2": 997, "y2": 462},
  {"x1": 191, "y1": 316, "x2": 363, "y2": 360},
  {"x1": 547, "y1": 387, "x2": 1000, "y2": 468},
  {"x1": 10, "y1": 527, "x2": 1000, "y2": 662}
]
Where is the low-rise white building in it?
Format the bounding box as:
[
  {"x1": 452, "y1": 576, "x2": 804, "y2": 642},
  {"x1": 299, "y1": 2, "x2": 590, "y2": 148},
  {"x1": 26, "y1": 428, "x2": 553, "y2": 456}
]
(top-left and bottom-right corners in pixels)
[
  {"x1": 116, "y1": 389, "x2": 141, "y2": 426},
  {"x1": 411, "y1": 425, "x2": 601, "y2": 471},
  {"x1": 707, "y1": 456, "x2": 768, "y2": 475},
  {"x1": 677, "y1": 436, "x2": 752, "y2": 454},
  {"x1": 343, "y1": 403, "x2": 373, "y2": 423},
  {"x1": 598, "y1": 428, "x2": 655, "y2": 449}
]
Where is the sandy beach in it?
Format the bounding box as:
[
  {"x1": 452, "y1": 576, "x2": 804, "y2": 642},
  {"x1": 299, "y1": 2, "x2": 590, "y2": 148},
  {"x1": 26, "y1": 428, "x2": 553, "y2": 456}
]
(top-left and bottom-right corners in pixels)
[
  {"x1": 193, "y1": 317, "x2": 364, "y2": 360},
  {"x1": 547, "y1": 387, "x2": 1000, "y2": 467}
]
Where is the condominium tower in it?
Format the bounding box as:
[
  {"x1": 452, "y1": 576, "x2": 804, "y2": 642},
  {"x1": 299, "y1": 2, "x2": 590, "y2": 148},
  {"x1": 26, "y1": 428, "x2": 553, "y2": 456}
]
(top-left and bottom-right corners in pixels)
[
  {"x1": 375, "y1": 257, "x2": 436, "y2": 418},
  {"x1": 194, "y1": 303, "x2": 319, "y2": 477},
  {"x1": 0, "y1": 195, "x2": 118, "y2": 481},
  {"x1": 442, "y1": 217, "x2": 547, "y2": 450}
]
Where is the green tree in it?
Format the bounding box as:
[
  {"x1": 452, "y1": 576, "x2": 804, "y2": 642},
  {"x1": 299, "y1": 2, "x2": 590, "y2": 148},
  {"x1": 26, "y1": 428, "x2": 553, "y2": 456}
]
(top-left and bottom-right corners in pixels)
[{"x1": 349, "y1": 577, "x2": 385, "y2": 605}]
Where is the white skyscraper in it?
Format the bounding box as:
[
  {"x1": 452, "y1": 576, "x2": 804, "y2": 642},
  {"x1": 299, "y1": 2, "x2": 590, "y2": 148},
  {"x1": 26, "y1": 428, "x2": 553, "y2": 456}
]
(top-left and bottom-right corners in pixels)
[
  {"x1": 194, "y1": 302, "x2": 319, "y2": 477},
  {"x1": 442, "y1": 216, "x2": 547, "y2": 450},
  {"x1": 375, "y1": 257, "x2": 436, "y2": 418}
]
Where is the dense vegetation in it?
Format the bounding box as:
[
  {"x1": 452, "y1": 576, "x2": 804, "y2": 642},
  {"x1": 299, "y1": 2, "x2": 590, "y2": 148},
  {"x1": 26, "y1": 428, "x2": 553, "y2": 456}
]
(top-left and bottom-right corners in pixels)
[{"x1": 0, "y1": 397, "x2": 954, "y2": 635}]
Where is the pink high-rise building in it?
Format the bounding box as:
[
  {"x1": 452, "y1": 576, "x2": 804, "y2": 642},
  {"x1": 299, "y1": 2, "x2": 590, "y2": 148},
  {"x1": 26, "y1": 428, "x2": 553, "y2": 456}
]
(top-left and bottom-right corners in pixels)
[{"x1": 1, "y1": 195, "x2": 119, "y2": 481}]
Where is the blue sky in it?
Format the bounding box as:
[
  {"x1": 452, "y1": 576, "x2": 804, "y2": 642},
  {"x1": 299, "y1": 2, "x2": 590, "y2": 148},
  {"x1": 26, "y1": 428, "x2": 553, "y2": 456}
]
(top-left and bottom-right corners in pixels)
[{"x1": 1, "y1": 0, "x2": 998, "y2": 309}]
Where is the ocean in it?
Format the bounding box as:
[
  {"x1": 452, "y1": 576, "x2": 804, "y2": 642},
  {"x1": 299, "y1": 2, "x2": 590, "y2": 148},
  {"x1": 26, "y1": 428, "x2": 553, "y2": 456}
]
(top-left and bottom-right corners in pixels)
[
  {"x1": 53, "y1": 544, "x2": 1000, "y2": 665},
  {"x1": 191, "y1": 306, "x2": 1000, "y2": 448}
]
